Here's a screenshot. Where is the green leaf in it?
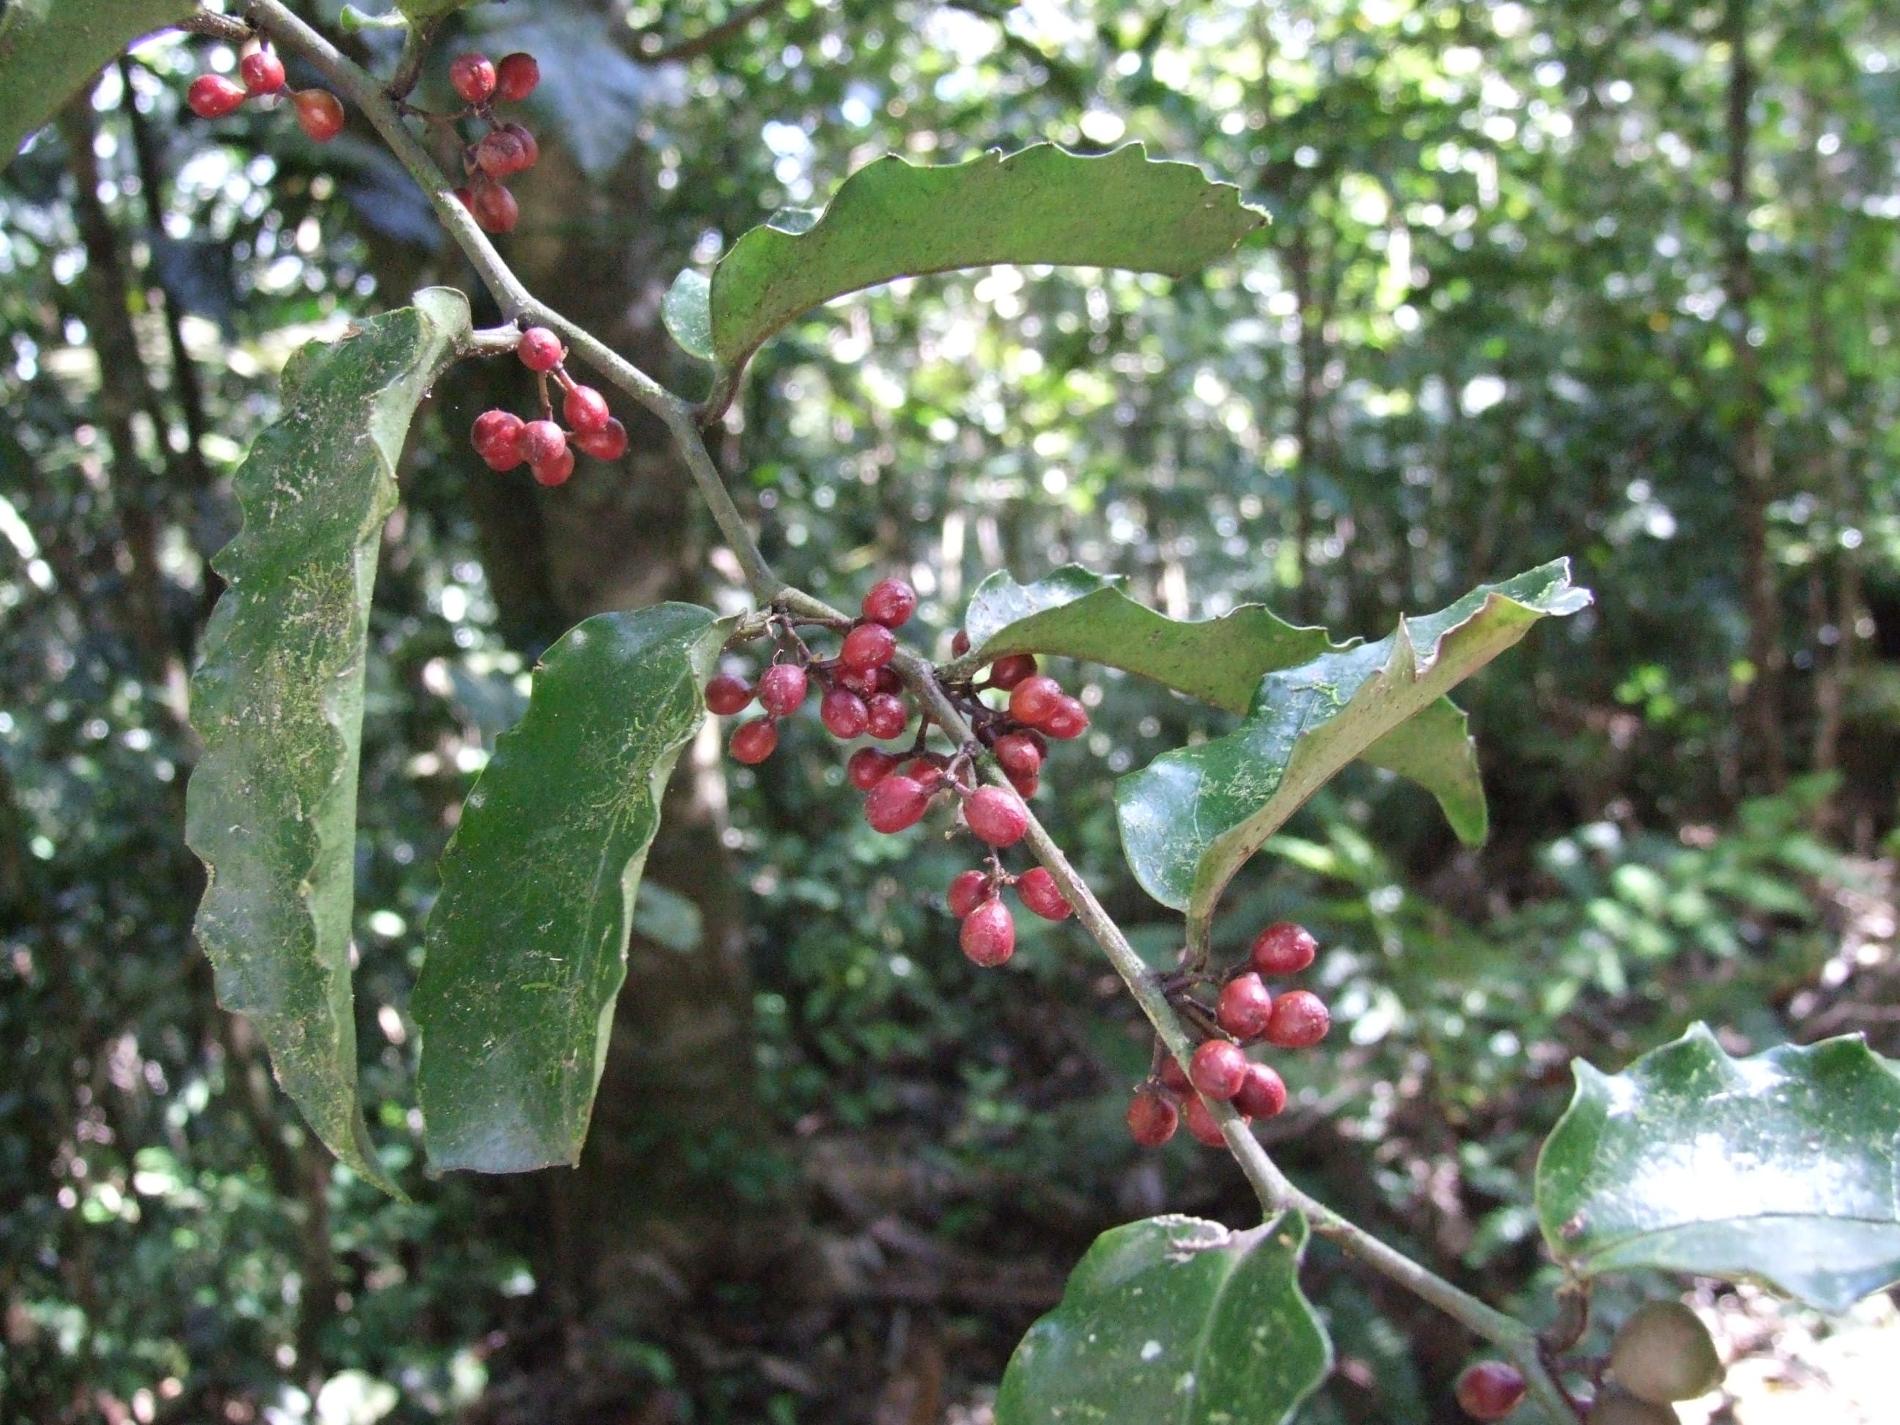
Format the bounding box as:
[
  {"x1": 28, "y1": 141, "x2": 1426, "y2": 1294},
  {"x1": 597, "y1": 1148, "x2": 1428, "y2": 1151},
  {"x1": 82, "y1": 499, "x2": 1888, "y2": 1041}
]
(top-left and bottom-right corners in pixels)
[
  {"x1": 695, "y1": 143, "x2": 1266, "y2": 376},
  {"x1": 661, "y1": 269, "x2": 714, "y2": 361},
  {"x1": 1535, "y1": 1024, "x2": 1900, "y2": 1313},
  {"x1": 996, "y1": 1213, "x2": 1329, "y2": 1425},
  {"x1": 185, "y1": 289, "x2": 472, "y2": 1197},
  {"x1": 0, "y1": 0, "x2": 194, "y2": 165},
  {"x1": 1116, "y1": 561, "x2": 1590, "y2": 916},
  {"x1": 963, "y1": 567, "x2": 1487, "y2": 840},
  {"x1": 414, "y1": 604, "x2": 725, "y2": 1173},
  {"x1": 962, "y1": 566, "x2": 1329, "y2": 715}
]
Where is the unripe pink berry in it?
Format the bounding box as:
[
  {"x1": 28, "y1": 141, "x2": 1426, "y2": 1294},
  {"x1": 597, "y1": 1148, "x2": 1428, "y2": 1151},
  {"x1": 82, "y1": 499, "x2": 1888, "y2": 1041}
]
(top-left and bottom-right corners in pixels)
[
  {"x1": 947, "y1": 869, "x2": 990, "y2": 919},
  {"x1": 864, "y1": 775, "x2": 931, "y2": 834},
  {"x1": 517, "y1": 327, "x2": 564, "y2": 372},
  {"x1": 1232, "y1": 1062, "x2": 1287, "y2": 1120},
  {"x1": 959, "y1": 898, "x2": 1015, "y2": 967},
  {"x1": 729, "y1": 717, "x2": 778, "y2": 765},
  {"x1": 188, "y1": 75, "x2": 247, "y2": 120},
  {"x1": 495, "y1": 52, "x2": 541, "y2": 103},
  {"x1": 1127, "y1": 1089, "x2": 1178, "y2": 1148},
  {"x1": 291, "y1": 88, "x2": 345, "y2": 143},
  {"x1": 1251, "y1": 922, "x2": 1318, "y2": 976},
  {"x1": 964, "y1": 786, "x2": 1028, "y2": 848},
  {"x1": 840, "y1": 621, "x2": 897, "y2": 672},
  {"x1": 704, "y1": 674, "x2": 753, "y2": 716},
  {"x1": 1015, "y1": 867, "x2": 1071, "y2": 921},
  {"x1": 819, "y1": 686, "x2": 869, "y2": 740},
  {"x1": 861, "y1": 577, "x2": 918, "y2": 628},
  {"x1": 1217, "y1": 973, "x2": 1274, "y2": 1042},
  {"x1": 1190, "y1": 1039, "x2": 1250, "y2": 1101},
  {"x1": 1265, "y1": 990, "x2": 1331, "y2": 1049},
  {"x1": 757, "y1": 663, "x2": 809, "y2": 717},
  {"x1": 449, "y1": 53, "x2": 498, "y2": 106}
]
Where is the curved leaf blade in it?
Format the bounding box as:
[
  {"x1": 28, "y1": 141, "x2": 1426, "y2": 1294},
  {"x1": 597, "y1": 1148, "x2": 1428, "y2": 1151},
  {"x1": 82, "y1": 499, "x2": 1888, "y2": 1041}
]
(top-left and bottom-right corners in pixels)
[
  {"x1": 702, "y1": 143, "x2": 1267, "y2": 375},
  {"x1": 185, "y1": 289, "x2": 472, "y2": 1197},
  {"x1": 1535, "y1": 1024, "x2": 1900, "y2": 1313},
  {"x1": 1116, "y1": 561, "x2": 1590, "y2": 914},
  {"x1": 996, "y1": 1213, "x2": 1329, "y2": 1425},
  {"x1": 0, "y1": 0, "x2": 193, "y2": 165},
  {"x1": 415, "y1": 603, "x2": 725, "y2": 1173},
  {"x1": 662, "y1": 269, "x2": 714, "y2": 361}
]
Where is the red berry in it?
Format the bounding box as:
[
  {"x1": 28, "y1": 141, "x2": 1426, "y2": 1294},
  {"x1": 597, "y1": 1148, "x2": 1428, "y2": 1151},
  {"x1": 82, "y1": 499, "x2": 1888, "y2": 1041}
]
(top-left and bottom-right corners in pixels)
[
  {"x1": 951, "y1": 628, "x2": 971, "y2": 657},
  {"x1": 1016, "y1": 867, "x2": 1071, "y2": 921},
  {"x1": 453, "y1": 187, "x2": 476, "y2": 215},
  {"x1": 864, "y1": 775, "x2": 931, "y2": 833},
  {"x1": 992, "y1": 732, "x2": 1042, "y2": 780},
  {"x1": 240, "y1": 50, "x2": 286, "y2": 96},
  {"x1": 1158, "y1": 1055, "x2": 1193, "y2": 1097},
  {"x1": 471, "y1": 409, "x2": 525, "y2": 470},
  {"x1": 449, "y1": 53, "x2": 498, "y2": 105},
  {"x1": 847, "y1": 747, "x2": 898, "y2": 791},
  {"x1": 498, "y1": 122, "x2": 539, "y2": 171},
  {"x1": 729, "y1": 717, "x2": 778, "y2": 765},
  {"x1": 187, "y1": 75, "x2": 247, "y2": 120},
  {"x1": 1232, "y1": 1062, "x2": 1288, "y2": 1120},
  {"x1": 1190, "y1": 1040, "x2": 1249, "y2": 1101},
  {"x1": 477, "y1": 127, "x2": 531, "y2": 178},
  {"x1": 292, "y1": 89, "x2": 345, "y2": 142},
  {"x1": 704, "y1": 674, "x2": 753, "y2": 716},
  {"x1": 1265, "y1": 990, "x2": 1331, "y2": 1049},
  {"x1": 864, "y1": 693, "x2": 908, "y2": 741},
  {"x1": 819, "y1": 686, "x2": 869, "y2": 740},
  {"x1": 470, "y1": 182, "x2": 519, "y2": 234},
  {"x1": 1455, "y1": 1362, "x2": 1527, "y2": 1422},
  {"x1": 530, "y1": 447, "x2": 574, "y2": 487},
  {"x1": 959, "y1": 898, "x2": 1015, "y2": 967},
  {"x1": 1127, "y1": 1089, "x2": 1179, "y2": 1148},
  {"x1": 1007, "y1": 675, "x2": 1065, "y2": 726},
  {"x1": 574, "y1": 418, "x2": 628, "y2": 461},
  {"x1": 899, "y1": 758, "x2": 946, "y2": 790},
  {"x1": 861, "y1": 577, "x2": 918, "y2": 628},
  {"x1": 989, "y1": 654, "x2": 1037, "y2": 689},
  {"x1": 521, "y1": 420, "x2": 566, "y2": 467},
  {"x1": 560, "y1": 385, "x2": 610, "y2": 434},
  {"x1": 964, "y1": 786, "x2": 1028, "y2": 847},
  {"x1": 517, "y1": 327, "x2": 564, "y2": 372},
  {"x1": 757, "y1": 663, "x2": 809, "y2": 717},
  {"x1": 947, "y1": 869, "x2": 990, "y2": 919},
  {"x1": 1005, "y1": 765, "x2": 1040, "y2": 799},
  {"x1": 1251, "y1": 922, "x2": 1318, "y2": 976},
  {"x1": 495, "y1": 52, "x2": 541, "y2": 103},
  {"x1": 1217, "y1": 973, "x2": 1274, "y2": 1041},
  {"x1": 1184, "y1": 1095, "x2": 1244, "y2": 1148},
  {"x1": 1042, "y1": 695, "x2": 1089, "y2": 740},
  {"x1": 840, "y1": 621, "x2": 897, "y2": 673}
]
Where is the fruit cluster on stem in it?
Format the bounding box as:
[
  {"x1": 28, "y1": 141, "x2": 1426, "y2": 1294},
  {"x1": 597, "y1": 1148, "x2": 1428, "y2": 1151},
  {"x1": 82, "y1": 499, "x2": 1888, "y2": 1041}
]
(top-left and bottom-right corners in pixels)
[
  {"x1": 703, "y1": 581, "x2": 1094, "y2": 968},
  {"x1": 469, "y1": 327, "x2": 628, "y2": 486},
  {"x1": 1126, "y1": 921, "x2": 1332, "y2": 1149},
  {"x1": 439, "y1": 51, "x2": 543, "y2": 234},
  {"x1": 186, "y1": 41, "x2": 345, "y2": 143}
]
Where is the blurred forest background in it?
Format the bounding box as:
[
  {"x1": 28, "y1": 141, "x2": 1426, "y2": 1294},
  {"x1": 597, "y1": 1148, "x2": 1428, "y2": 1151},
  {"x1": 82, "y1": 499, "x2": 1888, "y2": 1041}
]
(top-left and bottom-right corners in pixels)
[{"x1": 3, "y1": 0, "x2": 1898, "y2": 1422}]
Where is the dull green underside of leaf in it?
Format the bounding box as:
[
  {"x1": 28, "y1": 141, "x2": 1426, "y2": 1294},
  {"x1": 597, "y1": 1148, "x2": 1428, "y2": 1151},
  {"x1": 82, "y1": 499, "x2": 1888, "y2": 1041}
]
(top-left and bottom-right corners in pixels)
[
  {"x1": 1535, "y1": 1023, "x2": 1900, "y2": 1313},
  {"x1": 1115, "y1": 560, "x2": 1591, "y2": 916},
  {"x1": 185, "y1": 289, "x2": 472, "y2": 1199},
  {"x1": 667, "y1": 142, "x2": 1266, "y2": 372},
  {"x1": 996, "y1": 1212, "x2": 1329, "y2": 1425},
  {"x1": 414, "y1": 603, "x2": 725, "y2": 1174},
  {"x1": 0, "y1": 0, "x2": 194, "y2": 165}
]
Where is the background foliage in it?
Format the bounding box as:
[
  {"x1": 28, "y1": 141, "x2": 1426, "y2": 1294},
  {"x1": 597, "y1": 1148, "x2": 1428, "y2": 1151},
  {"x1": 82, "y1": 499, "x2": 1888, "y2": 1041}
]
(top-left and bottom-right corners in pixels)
[{"x1": 2, "y1": 0, "x2": 1896, "y2": 1421}]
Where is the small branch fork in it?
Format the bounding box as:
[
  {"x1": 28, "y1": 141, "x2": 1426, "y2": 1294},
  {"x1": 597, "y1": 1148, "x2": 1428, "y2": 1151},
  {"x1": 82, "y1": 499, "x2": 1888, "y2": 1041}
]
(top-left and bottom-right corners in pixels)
[{"x1": 192, "y1": 5, "x2": 1581, "y2": 1418}]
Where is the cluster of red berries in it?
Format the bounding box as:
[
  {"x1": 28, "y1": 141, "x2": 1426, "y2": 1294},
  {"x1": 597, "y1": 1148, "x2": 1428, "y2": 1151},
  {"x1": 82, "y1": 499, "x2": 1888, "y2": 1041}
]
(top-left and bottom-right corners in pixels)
[
  {"x1": 442, "y1": 51, "x2": 542, "y2": 235},
  {"x1": 1125, "y1": 921, "x2": 1333, "y2": 1149},
  {"x1": 186, "y1": 46, "x2": 345, "y2": 143},
  {"x1": 469, "y1": 327, "x2": 627, "y2": 487},
  {"x1": 704, "y1": 579, "x2": 1093, "y2": 968}
]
